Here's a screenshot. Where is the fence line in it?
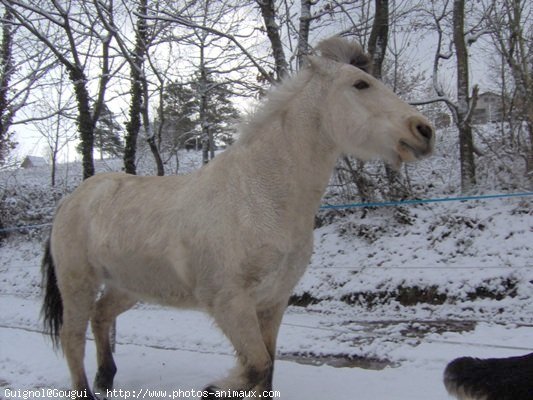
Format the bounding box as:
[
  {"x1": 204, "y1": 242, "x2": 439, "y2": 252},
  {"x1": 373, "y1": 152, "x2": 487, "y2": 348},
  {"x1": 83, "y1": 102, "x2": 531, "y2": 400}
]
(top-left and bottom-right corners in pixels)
[
  {"x1": 1, "y1": 191, "x2": 532, "y2": 234},
  {"x1": 319, "y1": 191, "x2": 533, "y2": 210},
  {"x1": 2, "y1": 319, "x2": 532, "y2": 353}
]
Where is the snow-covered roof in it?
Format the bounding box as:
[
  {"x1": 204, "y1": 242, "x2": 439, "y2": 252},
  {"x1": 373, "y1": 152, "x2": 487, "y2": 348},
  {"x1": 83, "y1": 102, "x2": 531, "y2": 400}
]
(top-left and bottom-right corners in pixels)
[{"x1": 21, "y1": 155, "x2": 47, "y2": 168}]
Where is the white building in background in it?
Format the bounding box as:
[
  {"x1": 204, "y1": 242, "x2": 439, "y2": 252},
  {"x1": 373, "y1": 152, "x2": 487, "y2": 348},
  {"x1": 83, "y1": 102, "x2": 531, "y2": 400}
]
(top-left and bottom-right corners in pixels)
[
  {"x1": 472, "y1": 92, "x2": 504, "y2": 124},
  {"x1": 20, "y1": 155, "x2": 47, "y2": 169}
]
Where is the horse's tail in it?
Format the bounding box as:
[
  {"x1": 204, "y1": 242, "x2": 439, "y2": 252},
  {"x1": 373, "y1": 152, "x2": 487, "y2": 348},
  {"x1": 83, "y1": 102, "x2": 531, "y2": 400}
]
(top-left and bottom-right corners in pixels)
[{"x1": 41, "y1": 236, "x2": 63, "y2": 350}]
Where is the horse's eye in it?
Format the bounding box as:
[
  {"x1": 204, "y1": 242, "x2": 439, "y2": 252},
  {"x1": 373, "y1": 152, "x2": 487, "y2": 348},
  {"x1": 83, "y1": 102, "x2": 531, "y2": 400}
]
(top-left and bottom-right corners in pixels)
[{"x1": 353, "y1": 80, "x2": 370, "y2": 90}]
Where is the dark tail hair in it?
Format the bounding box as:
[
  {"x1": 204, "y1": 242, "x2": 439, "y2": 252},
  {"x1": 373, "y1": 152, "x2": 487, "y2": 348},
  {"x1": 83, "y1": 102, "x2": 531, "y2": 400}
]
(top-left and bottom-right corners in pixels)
[{"x1": 41, "y1": 237, "x2": 63, "y2": 349}]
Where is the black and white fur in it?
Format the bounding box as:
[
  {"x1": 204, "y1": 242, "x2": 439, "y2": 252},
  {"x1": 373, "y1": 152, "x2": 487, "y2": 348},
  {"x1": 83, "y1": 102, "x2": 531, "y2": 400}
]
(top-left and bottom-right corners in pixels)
[{"x1": 444, "y1": 352, "x2": 533, "y2": 400}]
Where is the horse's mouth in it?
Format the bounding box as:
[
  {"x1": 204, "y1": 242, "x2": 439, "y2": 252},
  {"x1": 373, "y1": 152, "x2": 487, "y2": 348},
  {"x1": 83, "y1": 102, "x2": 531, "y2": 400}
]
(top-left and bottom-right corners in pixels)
[{"x1": 398, "y1": 139, "x2": 432, "y2": 161}]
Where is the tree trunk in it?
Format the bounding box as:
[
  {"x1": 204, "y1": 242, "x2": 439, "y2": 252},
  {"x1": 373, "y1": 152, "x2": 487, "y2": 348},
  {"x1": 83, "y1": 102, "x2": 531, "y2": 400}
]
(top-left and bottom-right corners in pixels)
[
  {"x1": 296, "y1": 0, "x2": 312, "y2": 69},
  {"x1": 200, "y1": 85, "x2": 209, "y2": 165},
  {"x1": 69, "y1": 68, "x2": 95, "y2": 180},
  {"x1": 51, "y1": 154, "x2": 57, "y2": 187},
  {"x1": 123, "y1": 0, "x2": 149, "y2": 175},
  {"x1": 124, "y1": 75, "x2": 142, "y2": 175},
  {"x1": 141, "y1": 77, "x2": 164, "y2": 176},
  {"x1": 257, "y1": 0, "x2": 289, "y2": 81},
  {"x1": 453, "y1": 0, "x2": 476, "y2": 192},
  {"x1": 0, "y1": 8, "x2": 15, "y2": 165},
  {"x1": 367, "y1": 0, "x2": 389, "y2": 80},
  {"x1": 198, "y1": 34, "x2": 210, "y2": 165},
  {"x1": 367, "y1": 0, "x2": 408, "y2": 199},
  {"x1": 146, "y1": 135, "x2": 164, "y2": 175}
]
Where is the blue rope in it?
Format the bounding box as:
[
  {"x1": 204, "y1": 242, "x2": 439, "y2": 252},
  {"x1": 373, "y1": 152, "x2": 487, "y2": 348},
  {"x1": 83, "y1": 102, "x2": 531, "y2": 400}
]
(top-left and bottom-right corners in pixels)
[
  {"x1": 320, "y1": 191, "x2": 533, "y2": 210},
  {"x1": 1, "y1": 192, "x2": 531, "y2": 233}
]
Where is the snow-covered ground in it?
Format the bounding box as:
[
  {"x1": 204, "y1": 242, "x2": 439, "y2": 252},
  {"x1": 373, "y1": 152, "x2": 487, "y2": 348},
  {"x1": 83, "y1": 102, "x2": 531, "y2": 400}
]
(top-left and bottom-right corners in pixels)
[
  {"x1": 1, "y1": 142, "x2": 532, "y2": 399},
  {"x1": 1, "y1": 264, "x2": 531, "y2": 400},
  {"x1": 1, "y1": 309, "x2": 531, "y2": 400}
]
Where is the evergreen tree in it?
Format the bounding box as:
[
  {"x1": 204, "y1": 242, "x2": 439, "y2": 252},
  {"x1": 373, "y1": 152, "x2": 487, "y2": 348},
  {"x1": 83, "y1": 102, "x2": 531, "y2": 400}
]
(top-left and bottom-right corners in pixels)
[
  {"x1": 159, "y1": 76, "x2": 240, "y2": 155},
  {"x1": 158, "y1": 82, "x2": 198, "y2": 153},
  {"x1": 77, "y1": 105, "x2": 123, "y2": 159},
  {"x1": 204, "y1": 81, "x2": 240, "y2": 148},
  {"x1": 192, "y1": 71, "x2": 241, "y2": 152}
]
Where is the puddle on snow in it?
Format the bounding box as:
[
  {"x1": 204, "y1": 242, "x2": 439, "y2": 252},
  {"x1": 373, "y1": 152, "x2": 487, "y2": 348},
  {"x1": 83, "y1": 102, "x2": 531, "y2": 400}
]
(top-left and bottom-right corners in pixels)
[{"x1": 279, "y1": 354, "x2": 395, "y2": 370}]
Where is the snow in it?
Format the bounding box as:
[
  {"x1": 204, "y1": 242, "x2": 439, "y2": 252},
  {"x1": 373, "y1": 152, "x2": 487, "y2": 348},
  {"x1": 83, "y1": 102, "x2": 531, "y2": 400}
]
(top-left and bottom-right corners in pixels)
[
  {"x1": 1, "y1": 141, "x2": 532, "y2": 399},
  {"x1": 0, "y1": 290, "x2": 531, "y2": 400},
  {"x1": 1, "y1": 289, "x2": 531, "y2": 400}
]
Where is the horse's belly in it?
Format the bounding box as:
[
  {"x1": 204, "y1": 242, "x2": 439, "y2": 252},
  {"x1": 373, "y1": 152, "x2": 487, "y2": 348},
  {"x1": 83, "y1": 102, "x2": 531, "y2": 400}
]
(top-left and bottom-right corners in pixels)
[{"x1": 96, "y1": 252, "x2": 199, "y2": 309}]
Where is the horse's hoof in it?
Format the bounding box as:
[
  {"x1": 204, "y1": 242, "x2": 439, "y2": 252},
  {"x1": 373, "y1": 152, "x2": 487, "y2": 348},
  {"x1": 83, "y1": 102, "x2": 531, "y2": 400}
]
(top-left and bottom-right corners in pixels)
[{"x1": 94, "y1": 366, "x2": 115, "y2": 394}]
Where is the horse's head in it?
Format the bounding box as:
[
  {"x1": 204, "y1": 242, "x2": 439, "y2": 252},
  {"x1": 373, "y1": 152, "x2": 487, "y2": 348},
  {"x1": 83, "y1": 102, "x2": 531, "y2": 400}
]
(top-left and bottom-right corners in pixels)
[{"x1": 310, "y1": 37, "x2": 434, "y2": 168}]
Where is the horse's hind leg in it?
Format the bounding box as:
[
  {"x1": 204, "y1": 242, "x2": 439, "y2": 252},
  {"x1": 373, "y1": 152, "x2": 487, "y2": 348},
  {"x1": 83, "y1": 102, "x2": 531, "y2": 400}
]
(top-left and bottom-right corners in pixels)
[
  {"x1": 205, "y1": 293, "x2": 272, "y2": 399},
  {"x1": 91, "y1": 287, "x2": 136, "y2": 395},
  {"x1": 59, "y1": 277, "x2": 98, "y2": 399}
]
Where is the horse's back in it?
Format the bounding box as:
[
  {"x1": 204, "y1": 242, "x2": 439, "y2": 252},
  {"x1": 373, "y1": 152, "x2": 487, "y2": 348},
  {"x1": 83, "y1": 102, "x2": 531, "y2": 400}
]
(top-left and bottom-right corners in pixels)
[{"x1": 50, "y1": 172, "x2": 198, "y2": 302}]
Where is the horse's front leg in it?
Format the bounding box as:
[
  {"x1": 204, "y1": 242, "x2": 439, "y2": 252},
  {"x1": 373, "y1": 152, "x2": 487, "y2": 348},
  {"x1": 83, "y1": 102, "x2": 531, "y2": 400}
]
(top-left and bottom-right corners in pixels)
[
  {"x1": 255, "y1": 301, "x2": 288, "y2": 397},
  {"x1": 203, "y1": 292, "x2": 273, "y2": 400}
]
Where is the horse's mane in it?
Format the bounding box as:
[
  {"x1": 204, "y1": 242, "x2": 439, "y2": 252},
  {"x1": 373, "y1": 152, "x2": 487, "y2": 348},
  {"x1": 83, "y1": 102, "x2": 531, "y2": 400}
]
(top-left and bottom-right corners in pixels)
[
  {"x1": 238, "y1": 71, "x2": 313, "y2": 143},
  {"x1": 238, "y1": 36, "x2": 371, "y2": 143}
]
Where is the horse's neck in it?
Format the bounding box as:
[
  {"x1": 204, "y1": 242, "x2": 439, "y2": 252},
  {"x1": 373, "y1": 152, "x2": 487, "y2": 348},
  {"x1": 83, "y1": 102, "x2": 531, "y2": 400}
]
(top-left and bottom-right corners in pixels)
[
  {"x1": 244, "y1": 93, "x2": 339, "y2": 220},
  {"x1": 286, "y1": 108, "x2": 338, "y2": 207}
]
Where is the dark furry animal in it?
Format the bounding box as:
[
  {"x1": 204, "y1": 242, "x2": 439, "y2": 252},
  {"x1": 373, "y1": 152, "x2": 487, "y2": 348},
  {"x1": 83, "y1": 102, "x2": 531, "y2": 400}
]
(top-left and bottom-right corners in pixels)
[{"x1": 444, "y1": 352, "x2": 533, "y2": 400}]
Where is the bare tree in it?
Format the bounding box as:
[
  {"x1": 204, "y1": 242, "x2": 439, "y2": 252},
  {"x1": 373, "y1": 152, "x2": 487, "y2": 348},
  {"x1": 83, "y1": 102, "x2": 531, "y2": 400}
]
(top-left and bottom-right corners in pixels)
[
  {"x1": 186, "y1": 0, "x2": 246, "y2": 164},
  {"x1": 453, "y1": 0, "x2": 477, "y2": 191},
  {"x1": 148, "y1": 0, "x2": 258, "y2": 165},
  {"x1": 34, "y1": 65, "x2": 77, "y2": 186},
  {"x1": 412, "y1": 0, "x2": 484, "y2": 192},
  {"x1": 0, "y1": 6, "x2": 53, "y2": 166},
  {"x1": 257, "y1": 0, "x2": 289, "y2": 81},
  {"x1": 334, "y1": 0, "x2": 375, "y2": 47},
  {"x1": 366, "y1": 0, "x2": 411, "y2": 200},
  {"x1": 486, "y1": 0, "x2": 533, "y2": 174},
  {"x1": 95, "y1": 0, "x2": 170, "y2": 175},
  {"x1": 2, "y1": 0, "x2": 116, "y2": 179}
]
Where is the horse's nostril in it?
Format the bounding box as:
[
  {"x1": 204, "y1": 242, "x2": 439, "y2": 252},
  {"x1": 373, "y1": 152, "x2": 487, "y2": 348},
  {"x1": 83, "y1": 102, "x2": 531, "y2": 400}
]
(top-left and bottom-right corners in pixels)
[{"x1": 417, "y1": 124, "x2": 433, "y2": 142}]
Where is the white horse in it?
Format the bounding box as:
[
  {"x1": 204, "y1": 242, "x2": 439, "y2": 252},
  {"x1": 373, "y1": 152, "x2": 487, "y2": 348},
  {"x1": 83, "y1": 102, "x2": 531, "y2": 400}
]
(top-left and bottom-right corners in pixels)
[
  {"x1": 42, "y1": 36, "x2": 434, "y2": 399},
  {"x1": 444, "y1": 352, "x2": 533, "y2": 400}
]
